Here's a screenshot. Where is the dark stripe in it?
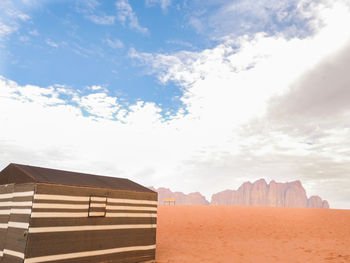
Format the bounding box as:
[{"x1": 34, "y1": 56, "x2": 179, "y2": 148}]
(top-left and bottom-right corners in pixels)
[
  {"x1": 0, "y1": 219, "x2": 9, "y2": 224},
  {"x1": 25, "y1": 249, "x2": 156, "y2": 263},
  {"x1": 0, "y1": 184, "x2": 14, "y2": 194},
  {"x1": 14, "y1": 184, "x2": 35, "y2": 193},
  {"x1": 26, "y1": 228, "x2": 156, "y2": 258},
  {"x1": 36, "y1": 184, "x2": 157, "y2": 201},
  {"x1": 88, "y1": 207, "x2": 105, "y2": 213},
  {"x1": 12, "y1": 196, "x2": 34, "y2": 202},
  {"x1": 0, "y1": 229, "x2": 6, "y2": 247},
  {"x1": 0, "y1": 198, "x2": 12, "y2": 202},
  {"x1": 2, "y1": 227, "x2": 27, "y2": 253},
  {"x1": 2, "y1": 253, "x2": 24, "y2": 263},
  {"x1": 7, "y1": 214, "x2": 31, "y2": 224},
  {"x1": 29, "y1": 217, "x2": 157, "y2": 227}
]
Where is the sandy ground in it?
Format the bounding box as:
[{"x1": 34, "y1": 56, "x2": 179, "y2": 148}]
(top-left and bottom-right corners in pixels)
[{"x1": 155, "y1": 206, "x2": 350, "y2": 263}]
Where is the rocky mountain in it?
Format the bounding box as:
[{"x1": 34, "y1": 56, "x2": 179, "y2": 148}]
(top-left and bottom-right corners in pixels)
[
  {"x1": 307, "y1": 195, "x2": 329, "y2": 208},
  {"x1": 149, "y1": 179, "x2": 329, "y2": 208},
  {"x1": 211, "y1": 179, "x2": 329, "y2": 208},
  {"x1": 149, "y1": 187, "x2": 209, "y2": 205}
]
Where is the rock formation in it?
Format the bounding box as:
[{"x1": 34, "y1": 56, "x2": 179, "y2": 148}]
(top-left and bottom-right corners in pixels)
[
  {"x1": 308, "y1": 196, "x2": 330, "y2": 208},
  {"x1": 211, "y1": 179, "x2": 329, "y2": 208},
  {"x1": 150, "y1": 187, "x2": 209, "y2": 205},
  {"x1": 150, "y1": 179, "x2": 329, "y2": 208}
]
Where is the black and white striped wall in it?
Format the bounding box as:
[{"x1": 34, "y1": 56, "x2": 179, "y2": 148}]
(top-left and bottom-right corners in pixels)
[{"x1": 0, "y1": 183, "x2": 157, "y2": 263}]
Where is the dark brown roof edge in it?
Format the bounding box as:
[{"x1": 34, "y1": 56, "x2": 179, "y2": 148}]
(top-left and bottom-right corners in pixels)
[
  {"x1": 3, "y1": 163, "x2": 156, "y2": 194},
  {"x1": 12, "y1": 163, "x2": 36, "y2": 181}
]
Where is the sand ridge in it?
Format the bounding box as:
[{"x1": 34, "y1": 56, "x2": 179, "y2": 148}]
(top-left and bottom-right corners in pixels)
[{"x1": 156, "y1": 206, "x2": 350, "y2": 263}]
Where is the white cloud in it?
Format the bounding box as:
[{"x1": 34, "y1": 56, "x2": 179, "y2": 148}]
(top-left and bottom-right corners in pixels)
[
  {"x1": 74, "y1": 92, "x2": 120, "y2": 119},
  {"x1": 29, "y1": 29, "x2": 39, "y2": 36},
  {"x1": 115, "y1": 0, "x2": 149, "y2": 34},
  {"x1": 127, "y1": 0, "x2": 350, "y2": 207},
  {"x1": 166, "y1": 39, "x2": 194, "y2": 49},
  {"x1": 185, "y1": 0, "x2": 322, "y2": 39},
  {"x1": 77, "y1": 0, "x2": 116, "y2": 26},
  {"x1": 145, "y1": 0, "x2": 172, "y2": 12},
  {"x1": 0, "y1": 1, "x2": 31, "y2": 40},
  {"x1": 77, "y1": 0, "x2": 100, "y2": 13},
  {"x1": 188, "y1": 17, "x2": 204, "y2": 34},
  {"x1": 105, "y1": 38, "x2": 124, "y2": 49},
  {"x1": 0, "y1": 22, "x2": 17, "y2": 39},
  {"x1": 87, "y1": 15, "x2": 115, "y2": 25},
  {"x1": 88, "y1": 85, "x2": 107, "y2": 91},
  {"x1": 6, "y1": 10, "x2": 30, "y2": 21},
  {"x1": 45, "y1": 39, "x2": 59, "y2": 48},
  {"x1": 1, "y1": 0, "x2": 350, "y2": 208},
  {"x1": 19, "y1": 35, "x2": 30, "y2": 42}
]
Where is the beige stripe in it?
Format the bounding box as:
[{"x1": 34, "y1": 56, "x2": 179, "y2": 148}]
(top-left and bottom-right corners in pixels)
[
  {"x1": 107, "y1": 205, "x2": 157, "y2": 211},
  {"x1": 108, "y1": 198, "x2": 157, "y2": 205},
  {"x1": 11, "y1": 208, "x2": 32, "y2": 214},
  {"x1": 0, "y1": 223, "x2": 7, "y2": 228},
  {"x1": 90, "y1": 197, "x2": 106, "y2": 202},
  {"x1": 24, "y1": 244, "x2": 156, "y2": 263},
  {"x1": 88, "y1": 212, "x2": 105, "y2": 217},
  {"x1": 0, "y1": 191, "x2": 33, "y2": 200},
  {"x1": 0, "y1": 251, "x2": 3, "y2": 257},
  {"x1": 8, "y1": 221, "x2": 29, "y2": 229},
  {"x1": 33, "y1": 195, "x2": 156, "y2": 205},
  {"x1": 0, "y1": 201, "x2": 32, "y2": 207},
  {"x1": 4, "y1": 249, "x2": 24, "y2": 259},
  {"x1": 89, "y1": 203, "x2": 106, "y2": 208},
  {"x1": 0, "y1": 210, "x2": 10, "y2": 215},
  {"x1": 31, "y1": 212, "x2": 88, "y2": 218},
  {"x1": 32, "y1": 203, "x2": 89, "y2": 209},
  {"x1": 0, "y1": 209, "x2": 30, "y2": 215},
  {"x1": 11, "y1": 201, "x2": 33, "y2": 206},
  {"x1": 106, "y1": 212, "x2": 157, "y2": 218},
  {"x1": 29, "y1": 224, "x2": 156, "y2": 233},
  {"x1": 34, "y1": 194, "x2": 89, "y2": 202},
  {"x1": 0, "y1": 193, "x2": 12, "y2": 199},
  {"x1": 14, "y1": 191, "x2": 34, "y2": 197}
]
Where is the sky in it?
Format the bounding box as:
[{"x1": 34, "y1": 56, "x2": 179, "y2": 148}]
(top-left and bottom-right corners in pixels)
[{"x1": 0, "y1": 0, "x2": 350, "y2": 208}]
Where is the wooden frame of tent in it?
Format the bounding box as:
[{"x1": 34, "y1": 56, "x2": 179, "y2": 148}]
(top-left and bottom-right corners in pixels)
[{"x1": 0, "y1": 163, "x2": 157, "y2": 263}]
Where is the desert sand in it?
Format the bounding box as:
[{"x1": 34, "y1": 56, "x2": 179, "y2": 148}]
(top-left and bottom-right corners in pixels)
[{"x1": 156, "y1": 206, "x2": 350, "y2": 263}]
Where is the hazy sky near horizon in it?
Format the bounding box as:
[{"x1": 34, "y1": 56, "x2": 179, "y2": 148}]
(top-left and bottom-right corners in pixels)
[{"x1": 1, "y1": 0, "x2": 350, "y2": 208}]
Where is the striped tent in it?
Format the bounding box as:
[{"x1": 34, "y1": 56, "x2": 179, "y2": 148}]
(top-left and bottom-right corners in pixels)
[{"x1": 0, "y1": 163, "x2": 157, "y2": 263}]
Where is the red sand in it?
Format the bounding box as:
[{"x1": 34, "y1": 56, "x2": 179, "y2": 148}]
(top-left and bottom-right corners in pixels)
[{"x1": 156, "y1": 206, "x2": 350, "y2": 263}]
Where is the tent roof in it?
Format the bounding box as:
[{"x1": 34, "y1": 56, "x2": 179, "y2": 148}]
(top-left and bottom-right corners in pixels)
[{"x1": 0, "y1": 163, "x2": 155, "y2": 193}]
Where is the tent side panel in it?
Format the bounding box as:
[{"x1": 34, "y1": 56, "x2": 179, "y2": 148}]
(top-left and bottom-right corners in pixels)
[
  {"x1": 25, "y1": 184, "x2": 157, "y2": 263},
  {"x1": 1, "y1": 184, "x2": 34, "y2": 263},
  {"x1": 0, "y1": 184, "x2": 15, "y2": 259}
]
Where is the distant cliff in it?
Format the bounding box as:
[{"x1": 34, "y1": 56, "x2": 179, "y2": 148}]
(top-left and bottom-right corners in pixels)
[
  {"x1": 149, "y1": 187, "x2": 209, "y2": 205},
  {"x1": 211, "y1": 179, "x2": 329, "y2": 208},
  {"x1": 150, "y1": 179, "x2": 329, "y2": 208}
]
